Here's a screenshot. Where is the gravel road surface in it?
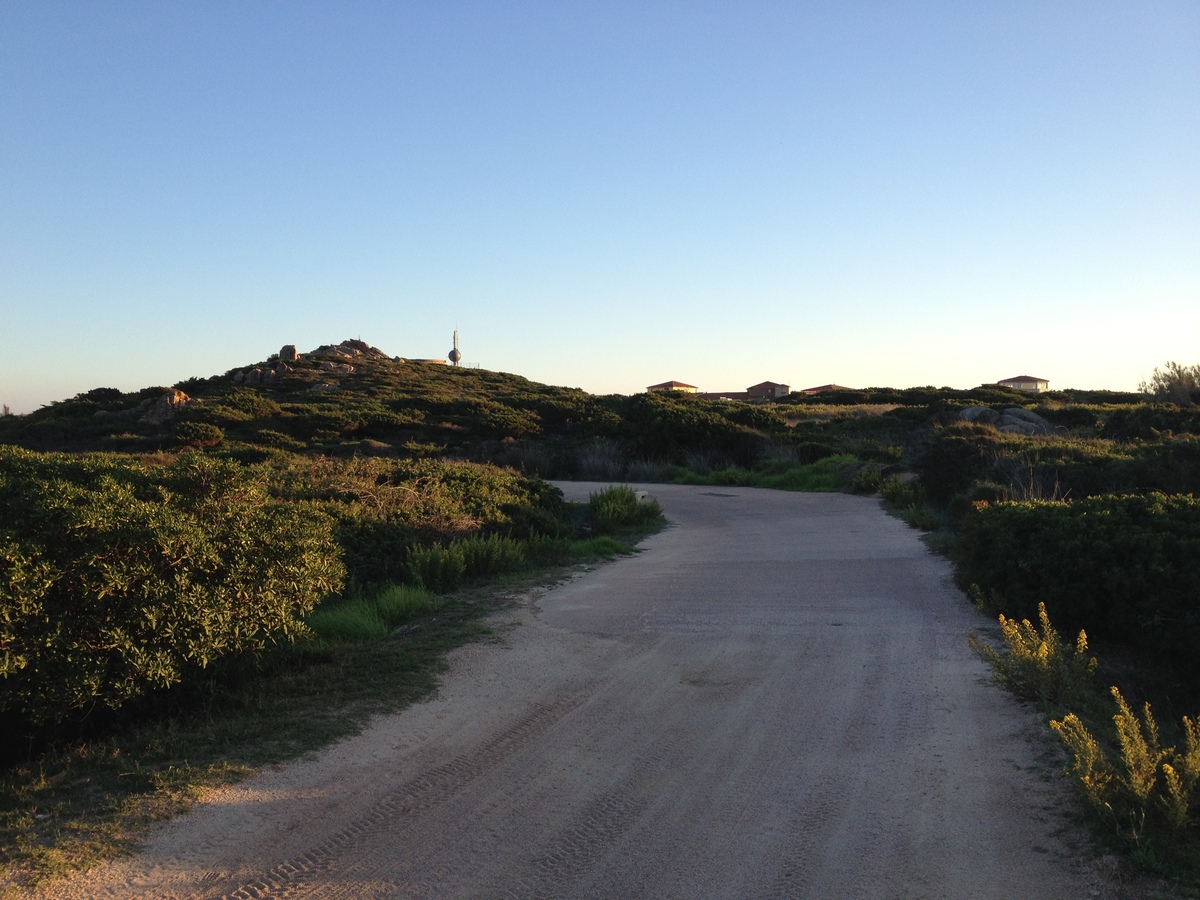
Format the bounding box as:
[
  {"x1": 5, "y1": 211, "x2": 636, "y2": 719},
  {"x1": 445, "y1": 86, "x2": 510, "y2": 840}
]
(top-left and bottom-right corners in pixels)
[{"x1": 30, "y1": 485, "x2": 1125, "y2": 899}]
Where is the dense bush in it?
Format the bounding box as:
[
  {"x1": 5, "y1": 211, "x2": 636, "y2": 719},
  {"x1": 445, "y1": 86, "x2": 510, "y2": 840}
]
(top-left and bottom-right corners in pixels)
[
  {"x1": 958, "y1": 494, "x2": 1200, "y2": 684},
  {"x1": 173, "y1": 421, "x2": 224, "y2": 448},
  {"x1": 1100, "y1": 404, "x2": 1200, "y2": 441},
  {"x1": 0, "y1": 448, "x2": 345, "y2": 726},
  {"x1": 612, "y1": 393, "x2": 775, "y2": 467},
  {"x1": 589, "y1": 485, "x2": 666, "y2": 533}
]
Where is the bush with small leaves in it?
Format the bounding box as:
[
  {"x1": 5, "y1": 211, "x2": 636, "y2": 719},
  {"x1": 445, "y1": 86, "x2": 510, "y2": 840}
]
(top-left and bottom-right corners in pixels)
[
  {"x1": 0, "y1": 448, "x2": 344, "y2": 725},
  {"x1": 969, "y1": 602, "x2": 1096, "y2": 705}
]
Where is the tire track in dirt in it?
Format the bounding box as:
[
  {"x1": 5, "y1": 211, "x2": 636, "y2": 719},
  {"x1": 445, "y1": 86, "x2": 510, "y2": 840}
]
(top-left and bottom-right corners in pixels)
[{"x1": 215, "y1": 695, "x2": 584, "y2": 900}]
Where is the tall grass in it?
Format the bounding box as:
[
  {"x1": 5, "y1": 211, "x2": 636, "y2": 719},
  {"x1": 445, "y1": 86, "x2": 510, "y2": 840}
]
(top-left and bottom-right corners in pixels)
[
  {"x1": 306, "y1": 584, "x2": 442, "y2": 645},
  {"x1": 406, "y1": 534, "x2": 526, "y2": 592}
]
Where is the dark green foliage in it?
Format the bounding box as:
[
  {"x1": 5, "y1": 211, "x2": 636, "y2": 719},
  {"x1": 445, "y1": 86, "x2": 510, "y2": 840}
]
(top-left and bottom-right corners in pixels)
[
  {"x1": 958, "y1": 494, "x2": 1200, "y2": 687},
  {"x1": 333, "y1": 516, "x2": 417, "y2": 587},
  {"x1": 1100, "y1": 404, "x2": 1200, "y2": 440},
  {"x1": 0, "y1": 448, "x2": 345, "y2": 726},
  {"x1": 173, "y1": 421, "x2": 224, "y2": 448},
  {"x1": 610, "y1": 392, "x2": 775, "y2": 467},
  {"x1": 219, "y1": 387, "x2": 283, "y2": 419}
]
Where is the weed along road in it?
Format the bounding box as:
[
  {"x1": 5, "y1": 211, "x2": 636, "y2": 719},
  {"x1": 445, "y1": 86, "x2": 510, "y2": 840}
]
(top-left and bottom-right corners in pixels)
[{"x1": 36, "y1": 485, "x2": 1106, "y2": 900}]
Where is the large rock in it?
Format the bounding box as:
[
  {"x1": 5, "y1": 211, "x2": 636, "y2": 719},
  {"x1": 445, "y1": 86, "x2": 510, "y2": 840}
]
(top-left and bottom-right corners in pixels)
[
  {"x1": 313, "y1": 344, "x2": 359, "y2": 359},
  {"x1": 960, "y1": 405, "x2": 1053, "y2": 435},
  {"x1": 139, "y1": 390, "x2": 194, "y2": 426},
  {"x1": 279, "y1": 344, "x2": 300, "y2": 363},
  {"x1": 997, "y1": 408, "x2": 1052, "y2": 435},
  {"x1": 960, "y1": 406, "x2": 1000, "y2": 425}
]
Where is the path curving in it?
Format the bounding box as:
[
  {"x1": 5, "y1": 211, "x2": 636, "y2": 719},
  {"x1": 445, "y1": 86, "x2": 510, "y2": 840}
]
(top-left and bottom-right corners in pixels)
[{"x1": 28, "y1": 485, "x2": 1121, "y2": 898}]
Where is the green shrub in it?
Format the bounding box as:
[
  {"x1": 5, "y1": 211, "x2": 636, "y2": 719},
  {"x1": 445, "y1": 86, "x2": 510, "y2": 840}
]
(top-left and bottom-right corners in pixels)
[
  {"x1": 255, "y1": 429, "x2": 305, "y2": 450},
  {"x1": 458, "y1": 534, "x2": 526, "y2": 579},
  {"x1": 958, "y1": 494, "x2": 1200, "y2": 685},
  {"x1": 0, "y1": 448, "x2": 344, "y2": 725},
  {"x1": 589, "y1": 485, "x2": 665, "y2": 533},
  {"x1": 405, "y1": 543, "x2": 468, "y2": 592},
  {"x1": 173, "y1": 421, "x2": 224, "y2": 448},
  {"x1": 969, "y1": 602, "x2": 1097, "y2": 705},
  {"x1": 404, "y1": 535, "x2": 526, "y2": 592},
  {"x1": 851, "y1": 466, "x2": 884, "y2": 494},
  {"x1": 1052, "y1": 689, "x2": 1200, "y2": 836},
  {"x1": 221, "y1": 386, "x2": 283, "y2": 419},
  {"x1": 1101, "y1": 405, "x2": 1200, "y2": 440}
]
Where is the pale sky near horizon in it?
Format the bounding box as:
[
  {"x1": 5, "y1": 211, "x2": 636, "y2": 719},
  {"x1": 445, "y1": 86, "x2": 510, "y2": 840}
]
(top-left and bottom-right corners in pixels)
[{"x1": 2, "y1": 1, "x2": 1197, "y2": 413}]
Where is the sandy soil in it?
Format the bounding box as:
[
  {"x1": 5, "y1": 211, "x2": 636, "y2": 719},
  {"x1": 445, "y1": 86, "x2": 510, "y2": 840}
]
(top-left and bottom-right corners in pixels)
[{"x1": 21, "y1": 485, "x2": 1164, "y2": 898}]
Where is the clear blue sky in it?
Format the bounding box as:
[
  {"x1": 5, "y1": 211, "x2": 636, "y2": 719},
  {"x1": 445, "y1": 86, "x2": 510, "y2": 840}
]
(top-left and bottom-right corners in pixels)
[{"x1": 2, "y1": 1, "x2": 1197, "y2": 412}]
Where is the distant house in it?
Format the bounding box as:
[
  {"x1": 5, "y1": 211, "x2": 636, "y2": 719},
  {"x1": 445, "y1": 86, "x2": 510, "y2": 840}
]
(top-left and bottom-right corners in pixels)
[
  {"x1": 800, "y1": 384, "x2": 853, "y2": 395},
  {"x1": 746, "y1": 381, "x2": 790, "y2": 399},
  {"x1": 647, "y1": 380, "x2": 699, "y2": 393},
  {"x1": 997, "y1": 375, "x2": 1049, "y2": 393},
  {"x1": 696, "y1": 380, "x2": 790, "y2": 401}
]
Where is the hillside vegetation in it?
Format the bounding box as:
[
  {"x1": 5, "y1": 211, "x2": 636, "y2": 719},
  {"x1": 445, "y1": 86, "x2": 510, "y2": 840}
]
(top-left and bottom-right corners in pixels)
[{"x1": 2, "y1": 344, "x2": 1199, "y2": 886}]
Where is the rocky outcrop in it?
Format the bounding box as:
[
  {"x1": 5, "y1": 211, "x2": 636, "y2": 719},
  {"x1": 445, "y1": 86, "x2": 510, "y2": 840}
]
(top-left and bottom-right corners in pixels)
[
  {"x1": 312, "y1": 340, "x2": 391, "y2": 361},
  {"x1": 960, "y1": 406, "x2": 1000, "y2": 426},
  {"x1": 231, "y1": 340, "x2": 389, "y2": 383},
  {"x1": 139, "y1": 390, "x2": 196, "y2": 426},
  {"x1": 94, "y1": 390, "x2": 199, "y2": 425},
  {"x1": 960, "y1": 406, "x2": 1053, "y2": 436}
]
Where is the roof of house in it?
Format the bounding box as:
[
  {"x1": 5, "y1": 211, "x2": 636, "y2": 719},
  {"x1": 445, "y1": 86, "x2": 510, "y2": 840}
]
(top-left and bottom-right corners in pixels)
[
  {"x1": 801, "y1": 383, "x2": 853, "y2": 393},
  {"x1": 647, "y1": 380, "x2": 698, "y2": 390},
  {"x1": 998, "y1": 375, "x2": 1049, "y2": 383},
  {"x1": 747, "y1": 381, "x2": 789, "y2": 390}
]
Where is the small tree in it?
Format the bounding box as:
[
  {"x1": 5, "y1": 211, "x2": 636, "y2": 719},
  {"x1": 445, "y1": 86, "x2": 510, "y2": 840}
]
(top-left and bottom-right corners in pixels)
[{"x1": 1140, "y1": 361, "x2": 1200, "y2": 406}]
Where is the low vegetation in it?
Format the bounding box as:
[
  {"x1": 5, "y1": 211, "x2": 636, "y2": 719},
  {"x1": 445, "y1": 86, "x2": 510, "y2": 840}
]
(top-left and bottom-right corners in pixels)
[
  {"x1": 968, "y1": 602, "x2": 1097, "y2": 707},
  {"x1": 974, "y1": 605, "x2": 1200, "y2": 882},
  {"x1": 2, "y1": 343, "x2": 1198, "y2": 886}
]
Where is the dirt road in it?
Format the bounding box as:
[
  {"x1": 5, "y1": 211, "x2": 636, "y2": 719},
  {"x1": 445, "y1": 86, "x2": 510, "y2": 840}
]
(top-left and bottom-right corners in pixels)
[{"x1": 33, "y1": 485, "x2": 1114, "y2": 898}]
